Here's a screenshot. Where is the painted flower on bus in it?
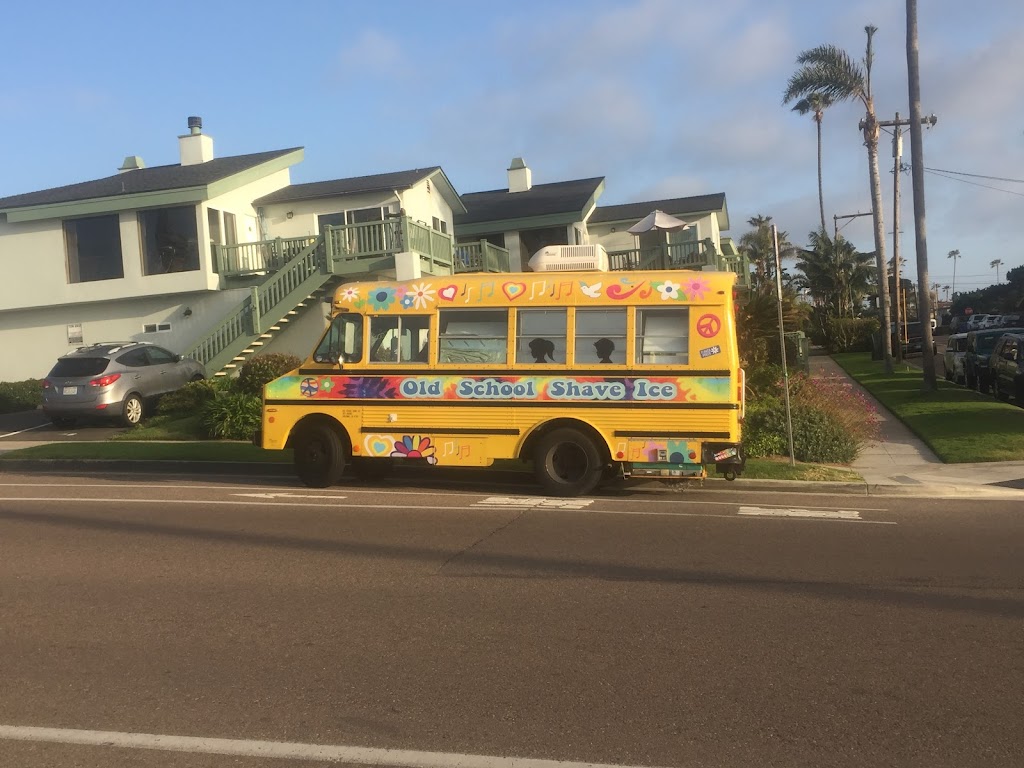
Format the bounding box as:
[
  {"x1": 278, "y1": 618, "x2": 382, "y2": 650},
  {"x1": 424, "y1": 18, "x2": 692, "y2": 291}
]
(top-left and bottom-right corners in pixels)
[
  {"x1": 683, "y1": 277, "x2": 710, "y2": 301},
  {"x1": 400, "y1": 294, "x2": 416, "y2": 309},
  {"x1": 391, "y1": 435, "x2": 438, "y2": 464},
  {"x1": 409, "y1": 282, "x2": 436, "y2": 309},
  {"x1": 338, "y1": 286, "x2": 360, "y2": 303},
  {"x1": 657, "y1": 280, "x2": 682, "y2": 301},
  {"x1": 368, "y1": 287, "x2": 396, "y2": 311}
]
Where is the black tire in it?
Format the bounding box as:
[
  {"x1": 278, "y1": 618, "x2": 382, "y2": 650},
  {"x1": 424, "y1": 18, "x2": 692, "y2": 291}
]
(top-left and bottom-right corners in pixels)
[
  {"x1": 966, "y1": 373, "x2": 977, "y2": 390},
  {"x1": 49, "y1": 416, "x2": 76, "y2": 429},
  {"x1": 294, "y1": 423, "x2": 346, "y2": 488},
  {"x1": 120, "y1": 393, "x2": 144, "y2": 427},
  {"x1": 350, "y1": 457, "x2": 394, "y2": 480},
  {"x1": 533, "y1": 428, "x2": 604, "y2": 497},
  {"x1": 978, "y1": 376, "x2": 991, "y2": 395},
  {"x1": 994, "y1": 379, "x2": 1009, "y2": 401}
]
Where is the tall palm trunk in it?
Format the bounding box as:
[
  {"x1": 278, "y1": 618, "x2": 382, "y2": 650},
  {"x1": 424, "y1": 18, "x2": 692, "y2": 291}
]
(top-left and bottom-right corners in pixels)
[
  {"x1": 816, "y1": 114, "x2": 826, "y2": 233},
  {"x1": 865, "y1": 116, "x2": 893, "y2": 373}
]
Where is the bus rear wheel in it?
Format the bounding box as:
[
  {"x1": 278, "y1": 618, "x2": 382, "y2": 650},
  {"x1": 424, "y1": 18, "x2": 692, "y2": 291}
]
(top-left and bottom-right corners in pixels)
[
  {"x1": 533, "y1": 428, "x2": 604, "y2": 497},
  {"x1": 294, "y1": 424, "x2": 346, "y2": 488}
]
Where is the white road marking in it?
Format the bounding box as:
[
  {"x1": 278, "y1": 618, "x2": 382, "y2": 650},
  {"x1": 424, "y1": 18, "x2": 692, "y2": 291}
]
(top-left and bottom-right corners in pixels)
[
  {"x1": 739, "y1": 506, "x2": 862, "y2": 520},
  {"x1": 0, "y1": 423, "x2": 48, "y2": 438},
  {"x1": 476, "y1": 496, "x2": 594, "y2": 509},
  {"x1": 233, "y1": 492, "x2": 348, "y2": 500},
  {"x1": 0, "y1": 724, "x2": 665, "y2": 768}
]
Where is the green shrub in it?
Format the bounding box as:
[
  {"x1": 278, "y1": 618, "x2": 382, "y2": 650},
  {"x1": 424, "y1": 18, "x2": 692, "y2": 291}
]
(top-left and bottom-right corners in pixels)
[
  {"x1": 825, "y1": 317, "x2": 879, "y2": 354},
  {"x1": 743, "y1": 396, "x2": 787, "y2": 458},
  {"x1": 235, "y1": 353, "x2": 302, "y2": 396},
  {"x1": 156, "y1": 378, "x2": 223, "y2": 416},
  {"x1": 199, "y1": 392, "x2": 262, "y2": 440},
  {"x1": 0, "y1": 380, "x2": 43, "y2": 414},
  {"x1": 789, "y1": 404, "x2": 859, "y2": 463}
]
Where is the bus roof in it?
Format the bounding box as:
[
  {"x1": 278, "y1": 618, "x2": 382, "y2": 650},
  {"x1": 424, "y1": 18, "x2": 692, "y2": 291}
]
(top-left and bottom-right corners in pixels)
[{"x1": 332, "y1": 269, "x2": 737, "y2": 312}]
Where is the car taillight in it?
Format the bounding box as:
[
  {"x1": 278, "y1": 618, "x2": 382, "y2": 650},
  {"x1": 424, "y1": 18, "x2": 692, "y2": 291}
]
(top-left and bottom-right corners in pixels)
[
  {"x1": 42, "y1": 379, "x2": 52, "y2": 389},
  {"x1": 89, "y1": 373, "x2": 121, "y2": 387}
]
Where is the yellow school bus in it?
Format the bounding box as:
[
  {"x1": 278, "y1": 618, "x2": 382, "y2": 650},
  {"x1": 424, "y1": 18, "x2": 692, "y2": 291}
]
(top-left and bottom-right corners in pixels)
[{"x1": 258, "y1": 267, "x2": 745, "y2": 496}]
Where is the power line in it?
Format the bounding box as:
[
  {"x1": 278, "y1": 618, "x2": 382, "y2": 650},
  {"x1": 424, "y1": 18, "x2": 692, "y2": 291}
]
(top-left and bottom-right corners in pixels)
[
  {"x1": 924, "y1": 168, "x2": 1024, "y2": 198},
  {"x1": 924, "y1": 167, "x2": 1024, "y2": 184}
]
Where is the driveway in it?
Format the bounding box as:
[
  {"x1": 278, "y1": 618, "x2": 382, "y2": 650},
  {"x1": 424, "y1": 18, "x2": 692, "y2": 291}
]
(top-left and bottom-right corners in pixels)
[{"x1": 0, "y1": 409, "x2": 125, "y2": 445}]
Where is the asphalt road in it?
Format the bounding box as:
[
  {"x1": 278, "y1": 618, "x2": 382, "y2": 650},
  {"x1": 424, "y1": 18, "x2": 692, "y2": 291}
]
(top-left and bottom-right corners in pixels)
[{"x1": 0, "y1": 473, "x2": 1021, "y2": 768}]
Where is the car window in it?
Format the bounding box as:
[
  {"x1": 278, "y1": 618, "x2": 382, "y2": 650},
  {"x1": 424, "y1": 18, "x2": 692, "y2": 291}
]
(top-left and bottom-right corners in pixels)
[
  {"x1": 146, "y1": 347, "x2": 177, "y2": 365},
  {"x1": 49, "y1": 357, "x2": 109, "y2": 377},
  {"x1": 116, "y1": 349, "x2": 150, "y2": 368}
]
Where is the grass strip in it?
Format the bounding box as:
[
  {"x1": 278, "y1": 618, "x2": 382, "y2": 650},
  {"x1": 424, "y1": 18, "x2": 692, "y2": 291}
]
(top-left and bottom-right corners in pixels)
[
  {"x1": 832, "y1": 352, "x2": 1024, "y2": 463},
  {"x1": 740, "y1": 458, "x2": 862, "y2": 482}
]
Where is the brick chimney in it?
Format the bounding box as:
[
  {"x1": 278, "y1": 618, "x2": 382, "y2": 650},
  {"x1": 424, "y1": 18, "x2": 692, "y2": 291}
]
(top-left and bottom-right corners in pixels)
[{"x1": 178, "y1": 116, "x2": 214, "y2": 166}]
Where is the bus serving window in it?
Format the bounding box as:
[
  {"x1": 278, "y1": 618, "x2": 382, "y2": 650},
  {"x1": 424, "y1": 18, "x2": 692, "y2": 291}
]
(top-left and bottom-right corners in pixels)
[
  {"x1": 439, "y1": 309, "x2": 508, "y2": 364},
  {"x1": 369, "y1": 316, "x2": 430, "y2": 363},
  {"x1": 516, "y1": 309, "x2": 566, "y2": 364},
  {"x1": 575, "y1": 309, "x2": 627, "y2": 365},
  {"x1": 313, "y1": 313, "x2": 363, "y2": 365},
  {"x1": 636, "y1": 308, "x2": 689, "y2": 365}
]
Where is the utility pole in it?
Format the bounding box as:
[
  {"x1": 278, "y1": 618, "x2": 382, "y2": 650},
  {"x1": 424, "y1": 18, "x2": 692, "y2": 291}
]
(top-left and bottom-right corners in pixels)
[
  {"x1": 906, "y1": 0, "x2": 939, "y2": 391},
  {"x1": 892, "y1": 115, "x2": 904, "y2": 363},
  {"x1": 833, "y1": 211, "x2": 873, "y2": 240},
  {"x1": 876, "y1": 110, "x2": 936, "y2": 366}
]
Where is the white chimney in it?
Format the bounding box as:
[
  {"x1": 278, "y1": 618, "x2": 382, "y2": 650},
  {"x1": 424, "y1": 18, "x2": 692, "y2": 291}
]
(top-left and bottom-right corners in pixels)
[
  {"x1": 118, "y1": 156, "x2": 145, "y2": 173},
  {"x1": 178, "y1": 116, "x2": 214, "y2": 166},
  {"x1": 508, "y1": 157, "x2": 532, "y2": 193}
]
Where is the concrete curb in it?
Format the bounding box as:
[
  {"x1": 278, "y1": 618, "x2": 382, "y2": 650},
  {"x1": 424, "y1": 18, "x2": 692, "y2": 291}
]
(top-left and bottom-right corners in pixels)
[{"x1": 3, "y1": 459, "x2": 1023, "y2": 498}]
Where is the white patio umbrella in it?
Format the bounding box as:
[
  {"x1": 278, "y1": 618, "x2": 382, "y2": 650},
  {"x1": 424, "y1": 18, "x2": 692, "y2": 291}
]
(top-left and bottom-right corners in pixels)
[{"x1": 627, "y1": 209, "x2": 692, "y2": 234}]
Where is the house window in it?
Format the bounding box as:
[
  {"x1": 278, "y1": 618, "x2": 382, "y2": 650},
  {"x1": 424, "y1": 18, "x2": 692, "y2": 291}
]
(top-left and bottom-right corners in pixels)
[
  {"x1": 138, "y1": 206, "x2": 200, "y2": 275},
  {"x1": 432, "y1": 217, "x2": 448, "y2": 234},
  {"x1": 516, "y1": 309, "x2": 566, "y2": 364},
  {"x1": 142, "y1": 323, "x2": 172, "y2": 333},
  {"x1": 64, "y1": 215, "x2": 124, "y2": 283}
]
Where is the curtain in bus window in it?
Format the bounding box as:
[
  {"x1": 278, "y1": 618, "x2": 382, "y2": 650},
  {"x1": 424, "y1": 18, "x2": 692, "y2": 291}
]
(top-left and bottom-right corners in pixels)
[
  {"x1": 636, "y1": 308, "x2": 689, "y2": 365},
  {"x1": 439, "y1": 310, "x2": 508, "y2": 364},
  {"x1": 575, "y1": 309, "x2": 627, "y2": 365},
  {"x1": 516, "y1": 309, "x2": 567, "y2": 364}
]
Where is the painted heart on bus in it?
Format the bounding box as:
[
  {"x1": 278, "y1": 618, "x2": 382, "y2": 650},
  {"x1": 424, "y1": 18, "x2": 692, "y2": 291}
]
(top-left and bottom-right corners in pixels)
[
  {"x1": 503, "y1": 282, "x2": 526, "y2": 301},
  {"x1": 363, "y1": 435, "x2": 394, "y2": 457},
  {"x1": 438, "y1": 285, "x2": 458, "y2": 301}
]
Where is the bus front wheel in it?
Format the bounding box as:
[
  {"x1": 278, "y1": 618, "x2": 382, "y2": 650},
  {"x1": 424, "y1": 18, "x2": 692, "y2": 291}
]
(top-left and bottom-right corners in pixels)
[
  {"x1": 533, "y1": 428, "x2": 604, "y2": 497},
  {"x1": 294, "y1": 423, "x2": 346, "y2": 488}
]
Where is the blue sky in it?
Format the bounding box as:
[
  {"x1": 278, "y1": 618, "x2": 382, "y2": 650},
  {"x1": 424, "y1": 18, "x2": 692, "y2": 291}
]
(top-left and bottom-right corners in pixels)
[{"x1": 3, "y1": 0, "x2": 1022, "y2": 296}]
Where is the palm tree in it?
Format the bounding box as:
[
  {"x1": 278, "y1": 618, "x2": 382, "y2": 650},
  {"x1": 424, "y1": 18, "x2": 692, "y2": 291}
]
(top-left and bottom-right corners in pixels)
[
  {"x1": 790, "y1": 92, "x2": 834, "y2": 233},
  {"x1": 948, "y1": 249, "x2": 961, "y2": 296},
  {"x1": 739, "y1": 215, "x2": 792, "y2": 291},
  {"x1": 784, "y1": 26, "x2": 894, "y2": 373},
  {"x1": 794, "y1": 231, "x2": 875, "y2": 318},
  {"x1": 942, "y1": 285, "x2": 950, "y2": 301},
  {"x1": 991, "y1": 258, "x2": 1004, "y2": 282}
]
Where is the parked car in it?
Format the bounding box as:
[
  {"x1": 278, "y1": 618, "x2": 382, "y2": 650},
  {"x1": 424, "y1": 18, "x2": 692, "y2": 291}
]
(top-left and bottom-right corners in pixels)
[
  {"x1": 990, "y1": 332, "x2": 1024, "y2": 403},
  {"x1": 982, "y1": 315, "x2": 1003, "y2": 329},
  {"x1": 41, "y1": 342, "x2": 205, "y2": 427},
  {"x1": 964, "y1": 327, "x2": 1024, "y2": 393},
  {"x1": 999, "y1": 313, "x2": 1023, "y2": 328},
  {"x1": 942, "y1": 333, "x2": 969, "y2": 384},
  {"x1": 964, "y1": 314, "x2": 989, "y2": 331},
  {"x1": 890, "y1": 321, "x2": 936, "y2": 356}
]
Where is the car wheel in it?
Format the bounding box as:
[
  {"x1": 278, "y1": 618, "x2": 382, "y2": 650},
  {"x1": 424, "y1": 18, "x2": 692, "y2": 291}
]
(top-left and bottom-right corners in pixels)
[
  {"x1": 533, "y1": 427, "x2": 604, "y2": 497},
  {"x1": 994, "y1": 380, "x2": 1009, "y2": 401},
  {"x1": 120, "y1": 394, "x2": 144, "y2": 427},
  {"x1": 50, "y1": 416, "x2": 76, "y2": 429},
  {"x1": 978, "y1": 376, "x2": 991, "y2": 395},
  {"x1": 293, "y1": 423, "x2": 346, "y2": 488},
  {"x1": 966, "y1": 374, "x2": 976, "y2": 390}
]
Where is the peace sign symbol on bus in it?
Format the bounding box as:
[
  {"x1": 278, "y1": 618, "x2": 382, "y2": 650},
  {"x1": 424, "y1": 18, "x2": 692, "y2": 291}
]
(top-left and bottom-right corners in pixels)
[{"x1": 696, "y1": 314, "x2": 721, "y2": 339}]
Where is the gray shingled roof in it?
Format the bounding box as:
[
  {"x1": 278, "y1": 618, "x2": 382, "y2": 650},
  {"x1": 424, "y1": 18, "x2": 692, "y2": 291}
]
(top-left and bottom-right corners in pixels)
[
  {"x1": 589, "y1": 193, "x2": 727, "y2": 224},
  {"x1": 0, "y1": 148, "x2": 302, "y2": 210},
  {"x1": 456, "y1": 177, "x2": 605, "y2": 226},
  {"x1": 254, "y1": 167, "x2": 443, "y2": 205}
]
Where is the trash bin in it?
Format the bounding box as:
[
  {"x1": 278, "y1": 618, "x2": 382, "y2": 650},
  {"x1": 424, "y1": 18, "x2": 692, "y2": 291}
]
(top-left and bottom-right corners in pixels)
[{"x1": 784, "y1": 331, "x2": 810, "y2": 374}]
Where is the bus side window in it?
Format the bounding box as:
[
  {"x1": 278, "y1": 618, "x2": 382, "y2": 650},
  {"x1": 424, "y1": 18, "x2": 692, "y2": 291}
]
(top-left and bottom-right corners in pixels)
[
  {"x1": 402, "y1": 316, "x2": 431, "y2": 363},
  {"x1": 517, "y1": 309, "x2": 566, "y2": 364},
  {"x1": 370, "y1": 316, "x2": 431, "y2": 364},
  {"x1": 636, "y1": 308, "x2": 689, "y2": 365},
  {"x1": 439, "y1": 309, "x2": 508, "y2": 364},
  {"x1": 575, "y1": 309, "x2": 627, "y2": 365}
]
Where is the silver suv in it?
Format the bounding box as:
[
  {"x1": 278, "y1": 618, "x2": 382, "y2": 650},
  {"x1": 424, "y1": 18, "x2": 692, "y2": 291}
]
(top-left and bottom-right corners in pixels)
[{"x1": 41, "y1": 342, "x2": 205, "y2": 427}]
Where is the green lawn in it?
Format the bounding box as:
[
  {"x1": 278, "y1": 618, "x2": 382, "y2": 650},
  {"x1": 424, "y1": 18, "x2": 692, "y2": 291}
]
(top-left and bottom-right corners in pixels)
[
  {"x1": 741, "y1": 458, "x2": 862, "y2": 482},
  {"x1": 832, "y1": 352, "x2": 1024, "y2": 462}
]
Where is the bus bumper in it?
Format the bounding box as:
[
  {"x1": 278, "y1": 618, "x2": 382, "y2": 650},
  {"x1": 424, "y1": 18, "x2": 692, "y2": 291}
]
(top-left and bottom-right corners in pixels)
[{"x1": 702, "y1": 442, "x2": 746, "y2": 479}]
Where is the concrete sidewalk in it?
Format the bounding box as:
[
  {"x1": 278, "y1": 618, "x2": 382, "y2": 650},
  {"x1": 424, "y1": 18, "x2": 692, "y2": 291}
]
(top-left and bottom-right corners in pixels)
[{"x1": 808, "y1": 354, "x2": 1024, "y2": 495}]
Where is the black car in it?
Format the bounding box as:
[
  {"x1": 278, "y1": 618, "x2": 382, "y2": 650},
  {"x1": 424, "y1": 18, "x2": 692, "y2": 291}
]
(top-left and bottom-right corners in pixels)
[
  {"x1": 964, "y1": 327, "x2": 1024, "y2": 393},
  {"x1": 990, "y1": 332, "x2": 1024, "y2": 403},
  {"x1": 890, "y1": 321, "x2": 936, "y2": 356}
]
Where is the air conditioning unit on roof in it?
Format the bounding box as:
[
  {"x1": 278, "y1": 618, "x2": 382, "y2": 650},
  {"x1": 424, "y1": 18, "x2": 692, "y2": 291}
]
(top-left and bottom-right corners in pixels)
[{"x1": 528, "y1": 244, "x2": 609, "y2": 272}]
